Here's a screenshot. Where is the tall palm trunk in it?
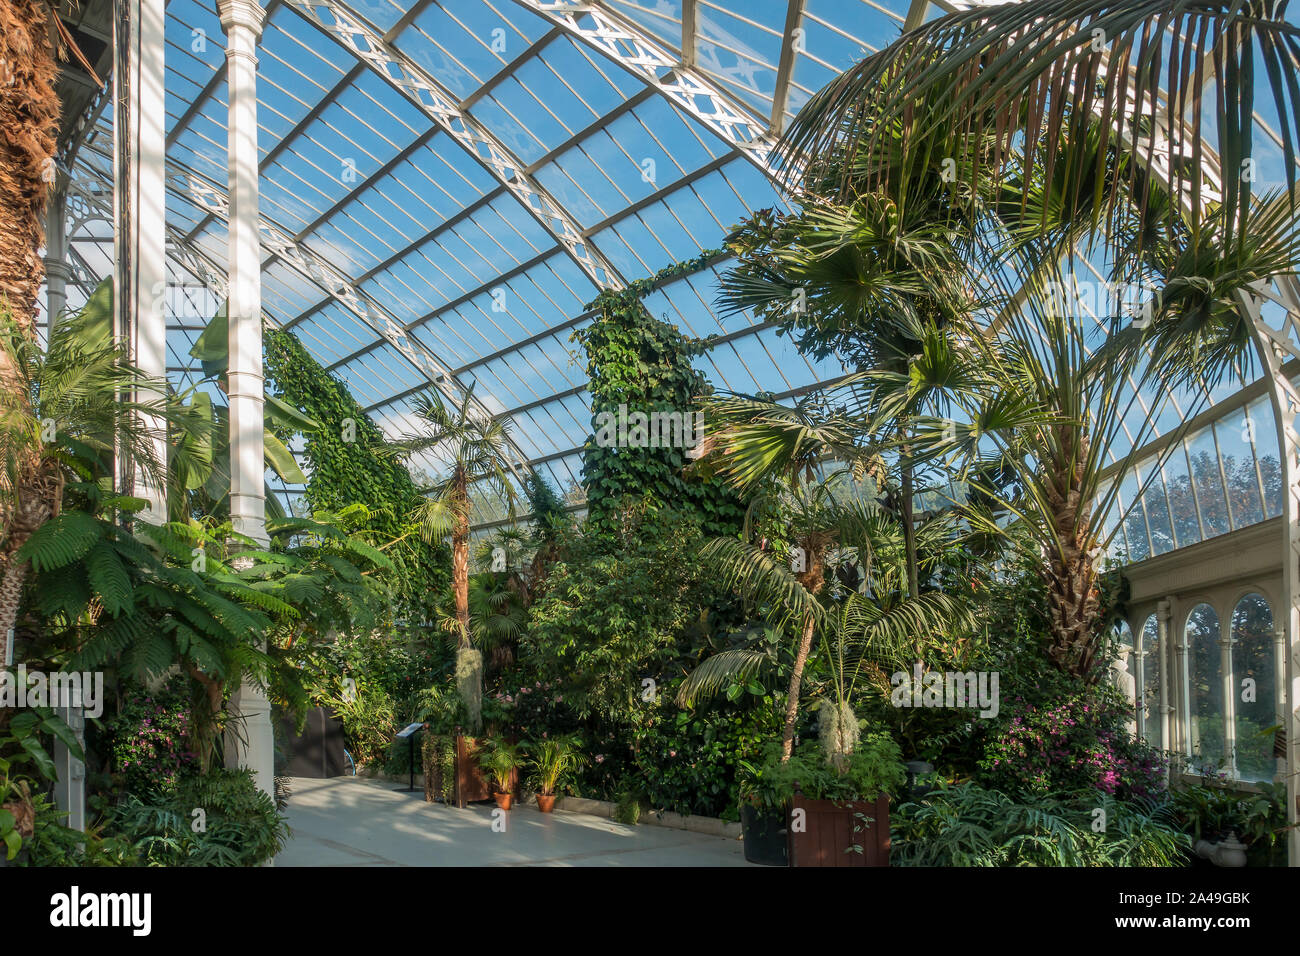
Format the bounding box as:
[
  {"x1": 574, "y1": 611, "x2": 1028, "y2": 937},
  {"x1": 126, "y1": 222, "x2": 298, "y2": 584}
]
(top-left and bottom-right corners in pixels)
[
  {"x1": 780, "y1": 612, "x2": 816, "y2": 761},
  {"x1": 781, "y1": 536, "x2": 826, "y2": 761},
  {"x1": 0, "y1": 0, "x2": 60, "y2": 667},
  {"x1": 900, "y1": 453, "x2": 919, "y2": 600},
  {"x1": 0, "y1": 0, "x2": 57, "y2": 339},
  {"x1": 1044, "y1": 428, "x2": 1100, "y2": 679},
  {"x1": 451, "y1": 466, "x2": 469, "y2": 648}
]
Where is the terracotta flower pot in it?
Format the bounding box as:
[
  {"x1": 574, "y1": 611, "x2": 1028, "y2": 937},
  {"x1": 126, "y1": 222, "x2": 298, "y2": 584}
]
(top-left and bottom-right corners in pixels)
[
  {"x1": 493, "y1": 792, "x2": 513, "y2": 811},
  {"x1": 536, "y1": 793, "x2": 557, "y2": 813}
]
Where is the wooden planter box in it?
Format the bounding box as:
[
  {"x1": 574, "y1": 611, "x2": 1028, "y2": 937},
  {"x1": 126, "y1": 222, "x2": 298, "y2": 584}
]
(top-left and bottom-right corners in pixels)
[
  {"x1": 423, "y1": 735, "x2": 517, "y2": 808},
  {"x1": 787, "y1": 793, "x2": 890, "y2": 867}
]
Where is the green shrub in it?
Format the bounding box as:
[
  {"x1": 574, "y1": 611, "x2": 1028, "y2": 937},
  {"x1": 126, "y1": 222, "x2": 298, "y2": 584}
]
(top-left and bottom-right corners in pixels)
[
  {"x1": 107, "y1": 677, "x2": 198, "y2": 797},
  {"x1": 978, "y1": 689, "x2": 1167, "y2": 799},
  {"x1": 627, "y1": 696, "x2": 782, "y2": 819},
  {"x1": 18, "y1": 796, "x2": 139, "y2": 867},
  {"x1": 755, "y1": 735, "x2": 907, "y2": 805},
  {"x1": 107, "y1": 768, "x2": 288, "y2": 866},
  {"x1": 1169, "y1": 780, "x2": 1290, "y2": 866},
  {"x1": 892, "y1": 783, "x2": 1191, "y2": 867}
]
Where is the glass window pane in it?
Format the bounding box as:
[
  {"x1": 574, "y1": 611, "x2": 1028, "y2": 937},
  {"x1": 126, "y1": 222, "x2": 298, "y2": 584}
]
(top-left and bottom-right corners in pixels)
[
  {"x1": 1162, "y1": 445, "x2": 1201, "y2": 548},
  {"x1": 1214, "y1": 416, "x2": 1265, "y2": 528},
  {"x1": 1185, "y1": 603, "x2": 1225, "y2": 773},
  {"x1": 1186, "y1": 428, "x2": 1229, "y2": 538},
  {"x1": 1231, "y1": 594, "x2": 1277, "y2": 782},
  {"x1": 1139, "y1": 614, "x2": 1161, "y2": 748}
]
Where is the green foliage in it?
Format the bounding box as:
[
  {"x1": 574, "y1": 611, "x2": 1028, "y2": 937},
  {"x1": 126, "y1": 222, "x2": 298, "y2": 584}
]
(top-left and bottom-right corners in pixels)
[
  {"x1": 477, "y1": 738, "x2": 522, "y2": 793},
  {"x1": 312, "y1": 672, "x2": 397, "y2": 772},
  {"x1": 1169, "y1": 781, "x2": 1291, "y2": 867},
  {"x1": 755, "y1": 735, "x2": 906, "y2": 804},
  {"x1": 0, "y1": 281, "x2": 167, "y2": 521},
  {"x1": 168, "y1": 304, "x2": 320, "y2": 522},
  {"x1": 527, "y1": 734, "x2": 584, "y2": 796},
  {"x1": 628, "y1": 699, "x2": 781, "y2": 819},
  {"x1": 107, "y1": 768, "x2": 288, "y2": 866},
  {"x1": 575, "y1": 251, "x2": 742, "y2": 534},
  {"x1": 421, "y1": 733, "x2": 456, "y2": 803},
  {"x1": 613, "y1": 790, "x2": 642, "y2": 825},
  {"x1": 891, "y1": 783, "x2": 1191, "y2": 867},
  {"x1": 15, "y1": 796, "x2": 140, "y2": 866},
  {"x1": 978, "y1": 688, "x2": 1167, "y2": 799},
  {"x1": 263, "y1": 326, "x2": 449, "y2": 624},
  {"x1": 520, "y1": 505, "x2": 717, "y2": 721},
  {"x1": 107, "y1": 678, "x2": 197, "y2": 796},
  {"x1": 0, "y1": 708, "x2": 83, "y2": 861}
]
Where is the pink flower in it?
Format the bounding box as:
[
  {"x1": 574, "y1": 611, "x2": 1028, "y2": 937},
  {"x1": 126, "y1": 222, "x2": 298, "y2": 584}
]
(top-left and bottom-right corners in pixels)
[
  {"x1": 669, "y1": 750, "x2": 677, "y2": 757},
  {"x1": 595, "y1": 755, "x2": 605, "y2": 764}
]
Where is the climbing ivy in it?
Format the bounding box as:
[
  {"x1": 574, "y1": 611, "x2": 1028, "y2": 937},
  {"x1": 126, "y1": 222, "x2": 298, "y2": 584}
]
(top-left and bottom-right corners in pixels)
[
  {"x1": 263, "y1": 327, "x2": 449, "y2": 624},
  {"x1": 574, "y1": 250, "x2": 742, "y2": 535}
]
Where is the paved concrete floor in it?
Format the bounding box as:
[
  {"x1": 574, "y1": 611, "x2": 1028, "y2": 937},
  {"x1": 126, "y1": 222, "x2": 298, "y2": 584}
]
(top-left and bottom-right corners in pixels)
[{"x1": 277, "y1": 776, "x2": 753, "y2": 867}]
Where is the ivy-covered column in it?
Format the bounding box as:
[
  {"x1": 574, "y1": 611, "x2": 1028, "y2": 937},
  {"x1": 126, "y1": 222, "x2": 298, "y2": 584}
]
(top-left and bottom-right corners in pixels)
[{"x1": 218, "y1": 0, "x2": 275, "y2": 807}]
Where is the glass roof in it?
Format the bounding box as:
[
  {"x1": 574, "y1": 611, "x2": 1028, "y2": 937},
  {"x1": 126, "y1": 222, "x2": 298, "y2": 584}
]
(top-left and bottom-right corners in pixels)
[{"x1": 54, "y1": 0, "x2": 1300, "y2": 539}]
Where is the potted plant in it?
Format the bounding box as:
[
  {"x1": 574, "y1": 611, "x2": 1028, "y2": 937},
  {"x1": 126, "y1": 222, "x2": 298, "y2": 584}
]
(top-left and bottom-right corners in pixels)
[
  {"x1": 478, "y1": 739, "x2": 523, "y2": 811},
  {"x1": 527, "y1": 735, "x2": 583, "y2": 813},
  {"x1": 737, "y1": 755, "x2": 789, "y2": 866},
  {"x1": 764, "y1": 730, "x2": 906, "y2": 867}
]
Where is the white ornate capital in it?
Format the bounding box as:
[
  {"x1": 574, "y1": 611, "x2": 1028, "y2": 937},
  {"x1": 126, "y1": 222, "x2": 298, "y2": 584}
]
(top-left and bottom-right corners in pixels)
[{"x1": 217, "y1": 0, "x2": 266, "y2": 38}]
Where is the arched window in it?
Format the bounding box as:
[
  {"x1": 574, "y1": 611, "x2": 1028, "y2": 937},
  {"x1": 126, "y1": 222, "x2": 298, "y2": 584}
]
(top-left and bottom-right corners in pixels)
[
  {"x1": 1138, "y1": 614, "x2": 1161, "y2": 747},
  {"x1": 1231, "y1": 594, "x2": 1277, "y2": 781},
  {"x1": 1185, "y1": 603, "x2": 1224, "y2": 772}
]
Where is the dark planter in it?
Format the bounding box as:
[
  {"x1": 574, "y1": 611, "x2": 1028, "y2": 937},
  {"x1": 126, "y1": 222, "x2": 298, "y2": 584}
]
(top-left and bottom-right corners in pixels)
[
  {"x1": 787, "y1": 793, "x2": 890, "y2": 867},
  {"x1": 741, "y1": 803, "x2": 789, "y2": 866},
  {"x1": 454, "y1": 736, "x2": 493, "y2": 806}
]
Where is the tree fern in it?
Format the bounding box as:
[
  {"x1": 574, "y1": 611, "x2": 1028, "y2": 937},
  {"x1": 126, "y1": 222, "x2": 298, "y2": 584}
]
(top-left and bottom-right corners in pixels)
[{"x1": 15, "y1": 511, "x2": 102, "y2": 570}]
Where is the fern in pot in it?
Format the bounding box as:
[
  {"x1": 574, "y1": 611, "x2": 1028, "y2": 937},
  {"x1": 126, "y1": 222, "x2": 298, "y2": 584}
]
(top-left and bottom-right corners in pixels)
[{"x1": 527, "y1": 735, "x2": 584, "y2": 813}]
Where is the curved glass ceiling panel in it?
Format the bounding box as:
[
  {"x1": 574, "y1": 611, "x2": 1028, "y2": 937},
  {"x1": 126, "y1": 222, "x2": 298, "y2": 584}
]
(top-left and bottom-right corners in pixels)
[{"x1": 55, "y1": 0, "x2": 1300, "y2": 536}]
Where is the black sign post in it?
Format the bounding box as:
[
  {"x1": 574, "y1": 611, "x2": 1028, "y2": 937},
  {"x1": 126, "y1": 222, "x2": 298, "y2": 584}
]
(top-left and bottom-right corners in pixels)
[{"x1": 393, "y1": 722, "x2": 424, "y2": 793}]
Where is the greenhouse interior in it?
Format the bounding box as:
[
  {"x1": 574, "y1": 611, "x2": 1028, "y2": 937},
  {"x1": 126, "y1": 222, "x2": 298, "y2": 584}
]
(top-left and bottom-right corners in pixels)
[{"x1": 2, "y1": 0, "x2": 1300, "y2": 884}]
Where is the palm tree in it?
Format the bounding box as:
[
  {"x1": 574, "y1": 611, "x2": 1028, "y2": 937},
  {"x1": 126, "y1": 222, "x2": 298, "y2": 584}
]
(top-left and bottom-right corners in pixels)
[
  {"x1": 720, "y1": 0, "x2": 1300, "y2": 676},
  {"x1": 0, "y1": 297, "x2": 167, "y2": 661},
  {"x1": 0, "y1": 0, "x2": 104, "y2": 641},
  {"x1": 718, "y1": 88, "x2": 991, "y2": 598},
  {"x1": 391, "y1": 385, "x2": 520, "y2": 730},
  {"x1": 679, "y1": 477, "x2": 970, "y2": 760},
  {"x1": 778, "y1": 0, "x2": 1300, "y2": 249}
]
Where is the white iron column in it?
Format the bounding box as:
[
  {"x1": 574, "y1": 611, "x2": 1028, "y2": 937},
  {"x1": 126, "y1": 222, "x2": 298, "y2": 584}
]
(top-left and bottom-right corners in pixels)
[
  {"x1": 218, "y1": 0, "x2": 274, "y2": 804},
  {"x1": 113, "y1": 0, "x2": 169, "y2": 522},
  {"x1": 51, "y1": 687, "x2": 86, "y2": 834},
  {"x1": 1275, "y1": 627, "x2": 1287, "y2": 781},
  {"x1": 1219, "y1": 616, "x2": 1237, "y2": 778},
  {"x1": 1157, "y1": 598, "x2": 1172, "y2": 769},
  {"x1": 43, "y1": 184, "x2": 69, "y2": 338}
]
